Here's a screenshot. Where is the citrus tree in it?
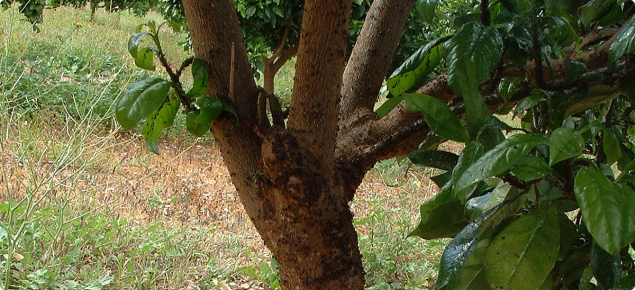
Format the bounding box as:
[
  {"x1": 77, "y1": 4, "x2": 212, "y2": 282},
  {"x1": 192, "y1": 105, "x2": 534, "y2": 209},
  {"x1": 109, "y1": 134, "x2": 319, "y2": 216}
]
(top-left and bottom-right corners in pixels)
[{"x1": 115, "y1": 0, "x2": 635, "y2": 288}]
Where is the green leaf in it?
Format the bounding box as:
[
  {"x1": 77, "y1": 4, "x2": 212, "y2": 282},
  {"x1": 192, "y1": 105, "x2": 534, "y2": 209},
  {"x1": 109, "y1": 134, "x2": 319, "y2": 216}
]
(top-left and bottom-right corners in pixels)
[
  {"x1": 465, "y1": 182, "x2": 512, "y2": 221},
  {"x1": 186, "y1": 110, "x2": 210, "y2": 137},
  {"x1": 116, "y1": 78, "x2": 171, "y2": 130},
  {"x1": 574, "y1": 167, "x2": 635, "y2": 253},
  {"x1": 590, "y1": 239, "x2": 620, "y2": 289},
  {"x1": 485, "y1": 205, "x2": 560, "y2": 290},
  {"x1": 128, "y1": 32, "x2": 150, "y2": 59},
  {"x1": 514, "y1": 89, "x2": 547, "y2": 117},
  {"x1": 511, "y1": 155, "x2": 552, "y2": 182},
  {"x1": 549, "y1": 127, "x2": 584, "y2": 166},
  {"x1": 404, "y1": 93, "x2": 469, "y2": 142},
  {"x1": 566, "y1": 60, "x2": 586, "y2": 85},
  {"x1": 447, "y1": 22, "x2": 503, "y2": 97},
  {"x1": 452, "y1": 239, "x2": 491, "y2": 290},
  {"x1": 134, "y1": 47, "x2": 156, "y2": 71},
  {"x1": 454, "y1": 134, "x2": 545, "y2": 203},
  {"x1": 436, "y1": 206, "x2": 500, "y2": 290},
  {"x1": 603, "y1": 130, "x2": 621, "y2": 166},
  {"x1": 186, "y1": 59, "x2": 210, "y2": 97},
  {"x1": 195, "y1": 97, "x2": 222, "y2": 125},
  {"x1": 407, "y1": 150, "x2": 459, "y2": 171},
  {"x1": 615, "y1": 273, "x2": 635, "y2": 289},
  {"x1": 579, "y1": 0, "x2": 618, "y2": 28},
  {"x1": 387, "y1": 38, "x2": 446, "y2": 98},
  {"x1": 497, "y1": 77, "x2": 521, "y2": 102},
  {"x1": 142, "y1": 96, "x2": 180, "y2": 154},
  {"x1": 416, "y1": 0, "x2": 438, "y2": 24},
  {"x1": 452, "y1": 142, "x2": 485, "y2": 183},
  {"x1": 375, "y1": 96, "x2": 403, "y2": 117},
  {"x1": 409, "y1": 186, "x2": 469, "y2": 239},
  {"x1": 609, "y1": 16, "x2": 635, "y2": 70}
]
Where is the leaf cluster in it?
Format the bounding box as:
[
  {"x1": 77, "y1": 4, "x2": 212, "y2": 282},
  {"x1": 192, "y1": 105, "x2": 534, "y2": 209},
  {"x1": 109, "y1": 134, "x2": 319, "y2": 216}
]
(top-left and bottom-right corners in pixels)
[
  {"x1": 116, "y1": 20, "x2": 236, "y2": 154},
  {"x1": 387, "y1": 1, "x2": 635, "y2": 289}
]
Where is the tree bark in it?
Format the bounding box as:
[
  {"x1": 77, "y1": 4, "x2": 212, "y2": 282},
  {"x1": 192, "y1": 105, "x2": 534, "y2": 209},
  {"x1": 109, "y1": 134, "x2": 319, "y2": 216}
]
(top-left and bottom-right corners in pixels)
[{"x1": 182, "y1": 1, "x2": 366, "y2": 289}]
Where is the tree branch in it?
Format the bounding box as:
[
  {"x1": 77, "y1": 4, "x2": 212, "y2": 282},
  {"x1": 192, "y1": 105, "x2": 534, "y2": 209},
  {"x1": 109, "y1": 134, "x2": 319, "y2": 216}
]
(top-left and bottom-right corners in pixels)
[
  {"x1": 337, "y1": 31, "x2": 620, "y2": 171},
  {"x1": 288, "y1": 0, "x2": 352, "y2": 169},
  {"x1": 340, "y1": 0, "x2": 416, "y2": 122}
]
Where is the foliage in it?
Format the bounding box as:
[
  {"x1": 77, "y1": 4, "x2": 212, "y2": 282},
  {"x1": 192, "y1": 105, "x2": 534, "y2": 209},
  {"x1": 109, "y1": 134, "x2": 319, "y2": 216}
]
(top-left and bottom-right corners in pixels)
[
  {"x1": 397, "y1": 0, "x2": 635, "y2": 289},
  {"x1": 116, "y1": 19, "x2": 237, "y2": 153}
]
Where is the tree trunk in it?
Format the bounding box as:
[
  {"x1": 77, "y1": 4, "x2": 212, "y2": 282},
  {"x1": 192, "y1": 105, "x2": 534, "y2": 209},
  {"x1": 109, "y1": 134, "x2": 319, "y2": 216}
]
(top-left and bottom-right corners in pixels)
[{"x1": 181, "y1": 0, "x2": 365, "y2": 288}]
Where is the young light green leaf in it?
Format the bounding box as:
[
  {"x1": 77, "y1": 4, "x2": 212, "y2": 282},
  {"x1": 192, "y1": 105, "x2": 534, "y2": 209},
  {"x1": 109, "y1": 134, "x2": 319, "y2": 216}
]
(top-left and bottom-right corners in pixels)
[
  {"x1": 407, "y1": 150, "x2": 459, "y2": 171},
  {"x1": 116, "y1": 78, "x2": 171, "y2": 130},
  {"x1": 609, "y1": 16, "x2": 635, "y2": 70},
  {"x1": 134, "y1": 47, "x2": 156, "y2": 71},
  {"x1": 590, "y1": 239, "x2": 621, "y2": 289},
  {"x1": 574, "y1": 167, "x2": 635, "y2": 253},
  {"x1": 409, "y1": 186, "x2": 469, "y2": 239},
  {"x1": 128, "y1": 32, "x2": 150, "y2": 59},
  {"x1": 142, "y1": 96, "x2": 180, "y2": 154},
  {"x1": 387, "y1": 38, "x2": 446, "y2": 98},
  {"x1": 549, "y1": 127, "x2": 584, "y2": 166},
  {"x1": 416, "y1": 0, "x2": 439, "y2": 24},
  {"x1": 404, "y1": 93, "x2": 469, "y2": 143},
  {"x1": 186, "y1": 58, "x2": 210, "y2": 97},
  {"x1": 436, "y1": 206, "x2": 500, "y2": 290},
  {"x1": 186, "y1": 110, "x2": 210, "y2": 137},
  {"x1": 374, "y1": 96, "x2": 403, "y2": 117},
  {"x1": 485, "y1": 205, "x2": 560, "y2": 290},
  {"x1": 454, "y1": 134, "x2": 545, "y2": 203},
  {"x1": 447, "y1": 22, "x2": 503, "y2": 97}
]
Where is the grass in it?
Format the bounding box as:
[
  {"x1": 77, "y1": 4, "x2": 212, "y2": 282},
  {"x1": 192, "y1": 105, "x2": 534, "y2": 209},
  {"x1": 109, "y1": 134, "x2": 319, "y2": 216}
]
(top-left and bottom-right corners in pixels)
[{"x1": 1, "y1": 4, "x2": 445, "y2": 290}]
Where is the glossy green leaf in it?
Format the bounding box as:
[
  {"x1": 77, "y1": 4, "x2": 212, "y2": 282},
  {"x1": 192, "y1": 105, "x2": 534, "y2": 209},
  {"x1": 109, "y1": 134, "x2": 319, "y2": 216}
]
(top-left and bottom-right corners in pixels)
[
  {"x1": 186, "y1": 58, "x2": 210, "y2": 97},
  {"x1": 485, "y1": 205, "x2": 560, "y2": 290},
  {"x1": 574, "y1": 167, "x2": 635, "y2": 253},
  {"x1": 128, "y1": 32, "x2": 150, "y2": 59},
  {"x1": 142, "y1": 96, "x2": 180, "y2": 154},
  {"x1": 454, "y1": 134, "x2": 545, "y2": 203},
  {"x1": 436, "y1": 207, "x2": 499, "y2": 290},
  {"x1": 608, "y1": 16, "x2": 635, "y2": 70},
  {"x1": 387, "y1": 38, "x2": 446, "y2": 98},
  {"x1": 404, "y1": 93, "x2": 469, "y2": 142},
  {"x1": 549, "y1": 127, "x2": 584, "y2": 166},
  {"x1": 219, "y1": 99, "x2": 239, "y2": 135},
  {"x1": 603, "y1": 130, "x2": 621, "y2": 166},
  {"x1": 195, "y1": 97, "x2": 222, "y2": 125},
  {"x1": 134, "y1": 47, "x2": 156, "y2": 71},
  {"x1": 409, "y1": 186, "x2": 469, "y2": 239},
  {"x1": 416, "y1": 0, "x2": 438, "y2": 24},
  {"x1": 186, "y1": 110, "x2": 210, "y2": 137},
  {"x1": 407, "y1": 149, "x2": 459, "y2": 171},
  {"x1": 430, "y1": 171, "x2": 452, "y2": 188},
  {"x1": 375, "y1": 96, "x2": 403, "y2": 117},
  {"x1": 511, "y1": 155, "x2": 552, "y2": 181},
  {"x1": 579, "y1": 0, "x2": 618, "y2": 28},
  {"x1": 116, "y1": 78, "x2": 171, "y2": 130},
  {"x1": 590, "y1": 239, "x2": 620, "y2": 289},
  {"x1": 447, "y1": 22, "x2": 503, "y2": 97},
  {"x1": 497, "y1": 77, "x2": 521, "y2": 102},
  {"x1": 452, "y1": 239, "x2": 491, "y2": 290},
  {"x1": 452, "y1": 142, "x2": 484, "y2": 183}
]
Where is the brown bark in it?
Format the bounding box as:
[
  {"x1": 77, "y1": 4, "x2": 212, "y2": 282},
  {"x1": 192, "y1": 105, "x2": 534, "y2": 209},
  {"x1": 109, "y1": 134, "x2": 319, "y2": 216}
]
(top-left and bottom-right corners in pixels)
[
  {"x1": 182, "y1": 1, "x2": 365, "y2": 289},
  {"x1": 340, "y1": 0, "x2": 416, "y2": 121},
  {"x1": 288, "y1": 0, "x2": 352, "y2": 170}
]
